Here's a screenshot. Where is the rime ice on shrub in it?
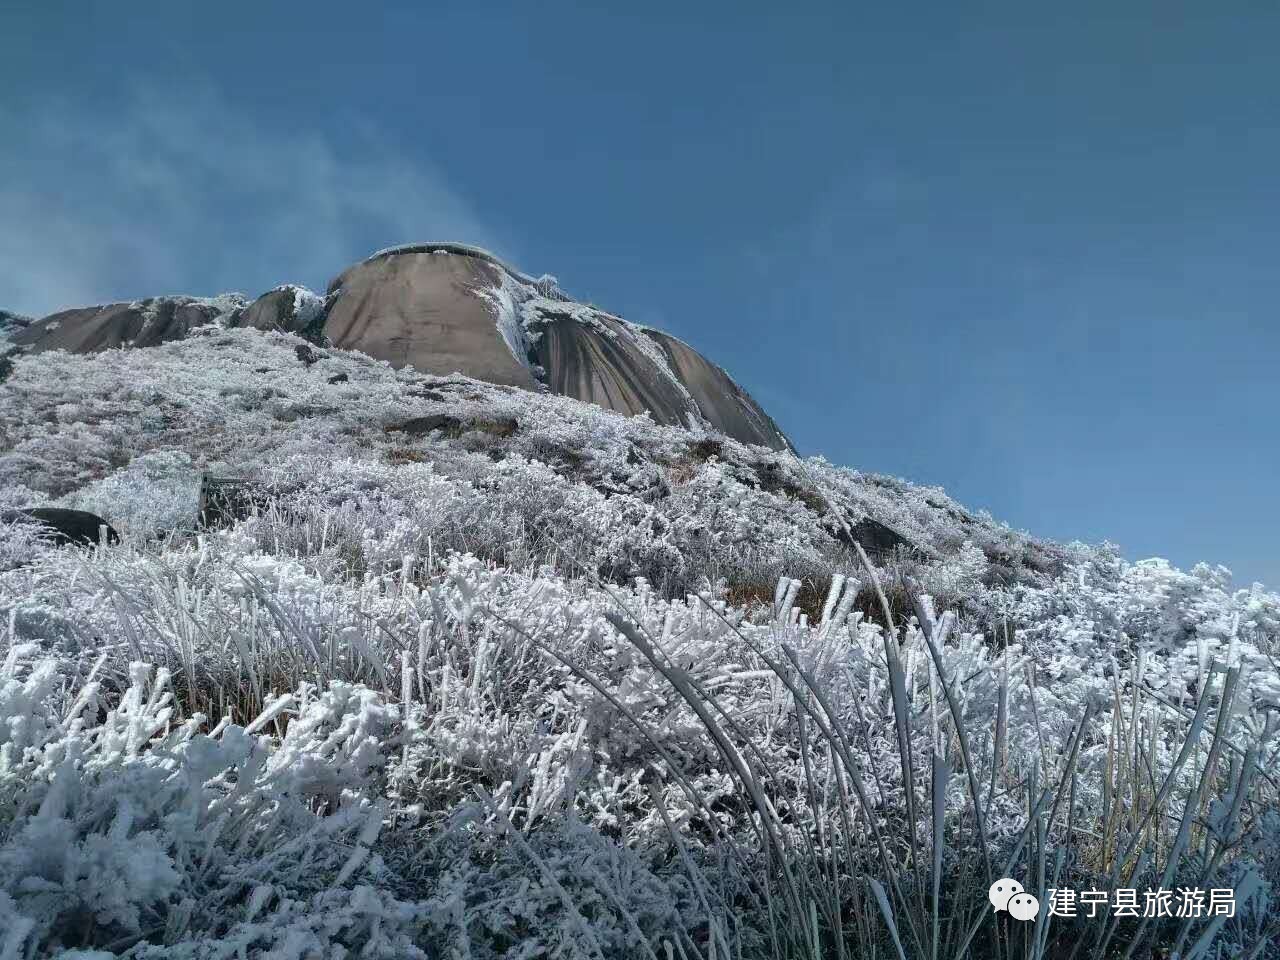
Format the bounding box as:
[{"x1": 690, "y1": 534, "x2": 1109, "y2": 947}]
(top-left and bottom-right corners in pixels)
[{"x1": 0, "y1": 325, "x2": 1276, "y2": 956}]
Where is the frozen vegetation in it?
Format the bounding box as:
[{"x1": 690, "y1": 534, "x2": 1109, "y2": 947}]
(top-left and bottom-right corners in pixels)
[{"x1": 0, "y1": 326, "x2": 1276, "y2": 958}]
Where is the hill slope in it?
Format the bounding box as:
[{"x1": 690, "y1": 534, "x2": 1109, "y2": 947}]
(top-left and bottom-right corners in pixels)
[{"x1": 0, "y1": 285, "x2": 1277, "y2": 957}]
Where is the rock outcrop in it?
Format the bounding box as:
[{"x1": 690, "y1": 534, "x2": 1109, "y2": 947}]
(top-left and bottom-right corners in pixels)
[
  {"x1": 325, "y1": 246, "x2": 541, "y2": 390},
  {"x1": 8, "y1": 243, "x2": 793, "y2": 451},
  {"x1": 12, "y1": 295, "x2": 246, "y2": 353},
  {"x1": 236, "y1": 285, "x2": 326, "y2": 338},
  {"x1": 328, "y1": 244, "x2": 792, "y2": 450},
  {"x1": 844, "y1": 517, "x2": 915, "y2": 561}
]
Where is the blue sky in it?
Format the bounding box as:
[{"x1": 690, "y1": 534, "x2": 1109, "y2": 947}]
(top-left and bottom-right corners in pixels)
[{"x1": 2, "y1": 2, "x2": 1277, "y2": 587}]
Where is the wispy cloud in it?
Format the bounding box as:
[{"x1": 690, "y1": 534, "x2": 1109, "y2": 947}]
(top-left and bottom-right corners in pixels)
[{"x1": 0, "y1": 85, "x2": 500, "y2": 316}]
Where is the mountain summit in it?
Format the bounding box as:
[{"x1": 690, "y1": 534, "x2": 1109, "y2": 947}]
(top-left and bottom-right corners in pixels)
[
  {"x1": 10, "y1": 243, "x2": 792, "y2": 451},
  {"x1": 2, "y1": 244, "x2": 1276, "y2": 960}
]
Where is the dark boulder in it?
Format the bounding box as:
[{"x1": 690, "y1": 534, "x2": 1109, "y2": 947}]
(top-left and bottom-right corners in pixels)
[
  {"x1": 198, "y1": 477, "x2": 261, "y2": 529},
  {"x1": 388, "y1": 414, "x2": 461, "y2": 437},
  {"x1": 837, "y1": 517, "x2": 914, "y2": 562},
  {"x1": 387, "y1": 414, "x2": 518, "y2": 439},
  {"x1": 294, "y1": 344, "x2": 324, "y2": 367},
  {"x1": 1, "y1": 508, "x2": 119, "y2": 547}
]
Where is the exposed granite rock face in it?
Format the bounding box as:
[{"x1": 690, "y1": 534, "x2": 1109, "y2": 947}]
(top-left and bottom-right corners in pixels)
[
  {"x1": 327, "y1": 244, "x2": 793, "y2": 450},
  {"x1": 531, "y1": 310, "x2": 695, "y2": 427},
  {"x1": 13, "y1": 295, "x2": 246, "y2": 353},
  {"x1": 10, "y1": 243, "x2": 793, "y2": 451},
  {"x1": 1, "y1": 508, "x2": 119, "y2": 547},
  {"x1": 641, "y1": 328, "x2": 788, "y2": 454},
  {"x1": 325, "y1": 248, "x2": 541, "y2": 390},
  {"x1": 235, "y1": 285, "x2": 326, "y2": 339}
]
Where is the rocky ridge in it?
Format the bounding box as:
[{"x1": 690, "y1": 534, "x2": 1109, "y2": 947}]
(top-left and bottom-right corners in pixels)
[{"x1": 9, "y1": 243, "x2": 791, "y2": 451}]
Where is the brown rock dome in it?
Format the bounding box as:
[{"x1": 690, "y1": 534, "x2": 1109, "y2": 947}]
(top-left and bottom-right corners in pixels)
[
  {"x1": 326, "y1": 243, "x2": 792, "y2": 450},
  {"x1": 325, "y1": 245, "x2": 540, "y2": 390}
]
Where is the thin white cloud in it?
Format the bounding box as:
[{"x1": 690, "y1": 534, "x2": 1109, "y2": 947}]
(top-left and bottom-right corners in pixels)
[{"x1": 0, "y1": 85, "x2": 501, "y2": 317}]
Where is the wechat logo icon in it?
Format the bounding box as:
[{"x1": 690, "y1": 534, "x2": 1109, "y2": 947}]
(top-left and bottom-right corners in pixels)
[{"x1": 990, "y1": 879, "x2": 1041, "y2": 922}]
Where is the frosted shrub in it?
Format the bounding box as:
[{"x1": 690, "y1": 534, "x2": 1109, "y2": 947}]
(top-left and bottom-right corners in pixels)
[
  {"x1": 0, "y1": 482, "x2": 39, "y2": 511},
  {"x1": 916, "y1": 540, "x2": 990, "y2": 606},
  {"x1": 0, "y1": 528, "x2": 1276, "y2": 955},
  {"x1": 0, "y1": 650, "x2": 428, "y2": 957},
  {"x1": 62, "y1": 450, "x2": 201, "y2": 539},
  {"x1": 0, "y1": 517, "x2": 59, "y2": 572},
  {"x1": 247, "y1": 455, "x2": 484, "y2": 577}
]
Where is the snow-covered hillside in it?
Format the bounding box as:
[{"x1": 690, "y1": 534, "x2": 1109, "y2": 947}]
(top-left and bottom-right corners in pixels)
[{"x1": 1, "y1": 324, "x2": 1277, "y2": 958}]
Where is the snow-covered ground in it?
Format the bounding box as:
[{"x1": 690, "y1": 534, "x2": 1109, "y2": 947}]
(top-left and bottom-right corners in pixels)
[{"x1": 1, "y1": 326, "x2": 1276, "y2": 958}]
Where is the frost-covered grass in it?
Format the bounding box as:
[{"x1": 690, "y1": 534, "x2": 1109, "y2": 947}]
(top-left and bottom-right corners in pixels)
[
  {"x1": 2, "y1": 511, "x2": 1277, "y2": 957},
  {"x1": 1, "y1": 327, "x2": 1278, "y2": 957}
]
